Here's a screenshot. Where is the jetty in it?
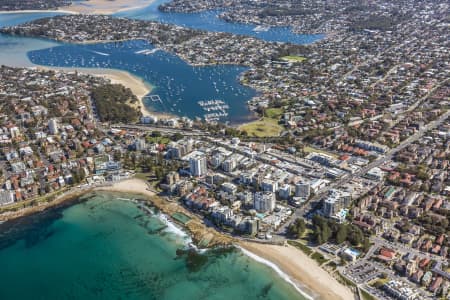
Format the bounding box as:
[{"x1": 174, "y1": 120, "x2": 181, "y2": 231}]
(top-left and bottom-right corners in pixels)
[{"x1": 144, "y1": 94, "x2": 163, "y2": 103}]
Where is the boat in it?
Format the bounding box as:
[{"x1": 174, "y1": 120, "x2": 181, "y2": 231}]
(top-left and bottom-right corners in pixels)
[{"x1": 253, "y1": 25, "x2": 271, "y2": 32}]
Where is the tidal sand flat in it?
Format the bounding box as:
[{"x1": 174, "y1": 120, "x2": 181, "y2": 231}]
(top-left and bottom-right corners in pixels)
[
  {"x1": 0, "y1": 192, "x2": 306, "y2": 300},
  {"x1": 62, "y1": 0, "x2": 157, "y2": 15},
  {"x1": 0, "y1": 12, "x2": 65, "y2": 66}
]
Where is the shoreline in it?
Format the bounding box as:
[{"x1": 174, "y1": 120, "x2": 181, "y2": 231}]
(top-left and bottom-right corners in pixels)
[
  {"x1": 35, "y1": 66, "x2": 175, "y2": 119},
  {"x1": 0, "y1": 178, "x2": 353, "y2": 300},
  {"x1": 0, "y1": 187, "x2": 94, "y2": 222},
  {"x1": 0, "y1": 9, "x2": 77, "y2": 15},
  {"x1": 0, "y1": 0, "x2": 156, "y2": 16},
  {"x1": 239, "y1": 242, "x2": 355, "y2": 300},
  {"x1": 98, "y1": 179, "x2": 354, "y2": 300},
  {"x1": 238, "y1": 245, "x2": 315, "y2": 300},
  {"x1": 96, "y1": 178, "x2": 234, "y2": 247},
  {"x1": 61, "y1": 0, "x2": 156, "y2": 15}
]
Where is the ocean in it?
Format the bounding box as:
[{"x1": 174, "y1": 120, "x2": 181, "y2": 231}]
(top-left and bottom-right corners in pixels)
[{"x1": 0, "y1": 192, "x2": 307, "y2": 300}]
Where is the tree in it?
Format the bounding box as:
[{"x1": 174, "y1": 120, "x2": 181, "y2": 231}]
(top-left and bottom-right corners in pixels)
[
  {"x1": 91, "y1": 84, "x2": 141, "y2": 123},
  {"x1": 113, "y1": 150, "x2": 122, "y2": 161},
  {"x1": 363, "y1": 237, "x2": 371, "y2": 252},
  {"x1": 336, "y1": 224, "x2": 348, "y2": 244},
  {"x1": 348, "y1": 226, "x2": 364, "y2": 246},
  {"x1": 72, "y1": 171, "x2": 80, "y2": 184},
  {"x1": 171, "y1": 132, "x2": 183, "y2": 141},
  {"x1": 287, "y1": 218, "x2": 306, "y2": 238},
  {"x1": 152, "y1": 131, "x2": 162, "y2": 137},
  {"x1": 321, "y1": 223, "x2": 332, "y2": 243},
  {"x1": 315, "y1": 226, "x2": 324, "y2": 244}
]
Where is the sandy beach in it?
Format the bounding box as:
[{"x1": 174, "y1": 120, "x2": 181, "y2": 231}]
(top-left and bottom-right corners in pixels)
[
  {"x1": 78, "y1": 68, "x2": 154, "y2": 116},
  {"x1": 36, "y1": 66, "x2": 157, "y2": 117},
  {"x1": 0, "y1": 0, "x2": 155, "y2": 15},
  {"x1": 37, "y1": 66, "x2": 178, "y2": 119},
  {"x1": 101, "y1": 179, "x2": 355, "y2": 300},
  {"x1": 95, "y1": 178, "x2": 156, "y2": 197},
  {"x1": 239, "y1": 242, "x2": 355, "y2": 300},
  {"x1": 61, "y1": 0, "x2": 155, "y2": 15},
  {"x1": 0, "y1": 176, "x2": 353, "y2": 300},
  {"x1": 74, "y1": 68, "x2": 177, "y2": 119}
]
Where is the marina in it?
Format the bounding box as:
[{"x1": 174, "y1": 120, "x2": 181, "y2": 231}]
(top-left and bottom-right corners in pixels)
[
  {"x1": 0, "y1": 4, "x2": 322, "y2": 123},
  {"x1": 25, "y1": 40, "x2": 257, "y2": 123},
  {"x1": 198, "y1": 99, "x2": 230, "y2": 122}
]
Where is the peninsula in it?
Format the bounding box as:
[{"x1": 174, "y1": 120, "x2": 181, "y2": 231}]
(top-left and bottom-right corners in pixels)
[{"x1": 0, "y1": 0, "x2": 156, "y2": 15}]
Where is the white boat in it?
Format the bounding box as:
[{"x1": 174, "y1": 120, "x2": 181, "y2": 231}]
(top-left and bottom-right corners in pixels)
[{"x1": 253, "y1": 25, "x2": 271, "y2": 32}]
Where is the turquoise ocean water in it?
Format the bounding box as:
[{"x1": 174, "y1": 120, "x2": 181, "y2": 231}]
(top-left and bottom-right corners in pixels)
[
  {"x1": 0, "y1": 7, "x2": 319, "y2": 300},
  {"x1": 0, "y1": 192, "x2": 307, "y2": 300}
]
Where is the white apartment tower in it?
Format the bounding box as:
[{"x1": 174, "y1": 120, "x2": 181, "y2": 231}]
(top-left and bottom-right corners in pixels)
[
  {"x1": 254, "y1": 191, "x2": 276, "y2": 213},
  {"x1": 189, "y1": 154, "x2": 207, "y2": 177},
  {"x1": 48, "y1": 118, "x2": 59, "y2": 135}
]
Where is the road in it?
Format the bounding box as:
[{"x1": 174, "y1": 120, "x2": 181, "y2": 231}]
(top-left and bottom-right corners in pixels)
[
  {"x1": 380, "y1": 78, "x2": 449, "y2": 133},
  {"x1": 280, "y1": 108, "x2": 450, "y2": 232},
  {"x1": 111, "y1": 124, "x2": 208, "y2": 136}
]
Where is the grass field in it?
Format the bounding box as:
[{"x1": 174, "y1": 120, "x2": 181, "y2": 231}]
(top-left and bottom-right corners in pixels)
[
  {"x1": 265, "y1": 107, "x2": 284, "y2": 119},
  {"x1": 311, "y1": 252, "x2": 329, "y2": 265},
  {"x1": 287, "y1": 240, "x2": 313, "y2": 255},
  {"x1": 281, "y1": 55, "x2": 307, "y2": 63},
  {"x1": 239, "y1": 117, "x2": 283, "y2": 137},
  {"x1": 146, "y1": 136, "x2": 171, "y2": 144},
  {"x1": 361, "y1": 289, "x2": 377, "y2": 300},
  {"x1": 303, "y1": 146, "x2": 338, "y2": 158}
]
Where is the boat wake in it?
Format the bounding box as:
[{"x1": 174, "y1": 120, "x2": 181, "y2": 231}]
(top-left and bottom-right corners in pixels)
[{"x1": 90, "y1": 50, "x2": 110, "y2": 56}]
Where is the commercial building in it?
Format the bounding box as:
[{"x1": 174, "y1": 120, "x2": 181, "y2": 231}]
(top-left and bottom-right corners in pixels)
[
  {"x1": 278, "y1": 184, "x2": 291, "y2": 200},
  {"x1": 295, "y1": 182, "x2": 310, "y2": 198},
  {"x1": 0, "y1": 190, "x2": 14, "y2": 206},
  {"x1": 261, "y1": 179, "x2": 278, "y2": 193}
]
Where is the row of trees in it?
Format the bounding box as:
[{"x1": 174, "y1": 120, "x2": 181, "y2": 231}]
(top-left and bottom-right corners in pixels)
[{"x1": 312, "y1": 215, "x2": 371, "y2": 251}]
